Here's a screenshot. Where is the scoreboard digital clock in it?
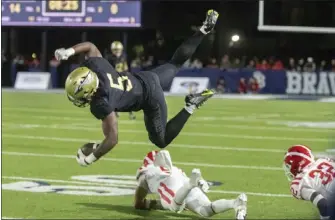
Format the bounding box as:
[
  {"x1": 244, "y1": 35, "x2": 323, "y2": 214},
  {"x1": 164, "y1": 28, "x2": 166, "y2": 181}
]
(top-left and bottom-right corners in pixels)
[{"x1": 1, "y1": 0, "x2": 141, "y2": 27}]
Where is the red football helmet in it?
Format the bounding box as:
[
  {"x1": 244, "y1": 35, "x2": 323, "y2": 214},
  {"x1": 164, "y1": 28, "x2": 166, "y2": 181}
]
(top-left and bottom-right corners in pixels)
[{"x1": 283, "y1": 145, "x2": 315, "y2": 181}]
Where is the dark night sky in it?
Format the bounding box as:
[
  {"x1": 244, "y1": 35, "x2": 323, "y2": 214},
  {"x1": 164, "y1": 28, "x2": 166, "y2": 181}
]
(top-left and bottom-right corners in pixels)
[{"x1": 2, "y1": 1, "x2": 335, "y2": 60}]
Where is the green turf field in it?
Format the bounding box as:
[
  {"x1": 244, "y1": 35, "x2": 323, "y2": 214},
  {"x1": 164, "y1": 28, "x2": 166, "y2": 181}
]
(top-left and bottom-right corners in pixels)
[{"x1": 2, "y1": 91, "x2": 335, "y2": 219}]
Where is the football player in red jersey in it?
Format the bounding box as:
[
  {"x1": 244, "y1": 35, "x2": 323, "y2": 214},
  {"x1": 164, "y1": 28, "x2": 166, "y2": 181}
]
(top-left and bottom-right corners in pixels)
[
  {"x1": 283, "y1": 145, "x2": 335, "y2": 219},
  {"x1": 133, "y1": 150, "x2": 248, "y2": 219}
]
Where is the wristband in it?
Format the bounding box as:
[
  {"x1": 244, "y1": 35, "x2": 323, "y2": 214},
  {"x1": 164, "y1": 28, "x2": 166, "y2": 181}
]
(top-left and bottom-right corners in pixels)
[
  {"x1": 85, "y1": 153, "x2": 97, "y2": 164},
  {"x1": 66, "y1": 48, "x2": 75, "y2": 56}
]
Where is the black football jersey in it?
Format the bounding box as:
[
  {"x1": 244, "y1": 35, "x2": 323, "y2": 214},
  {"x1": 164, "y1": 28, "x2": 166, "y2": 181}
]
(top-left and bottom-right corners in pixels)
[{"x1": 81, "y1": 57, "x2": 144, "y2": 120}]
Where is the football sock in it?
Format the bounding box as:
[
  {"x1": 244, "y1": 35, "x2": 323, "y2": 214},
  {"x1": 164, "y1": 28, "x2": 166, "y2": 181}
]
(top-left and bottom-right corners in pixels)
[
  {"x1": 164, "y1": 109, "x2": 191, "y2": 146},
  {"x1": 170, "y1": 31, "x2": 205, "y2": 66},
  {"x1": 184, "y1": 104, "x2": 196, "y2": 114},
  {"x1": 211, "y1": 199, "x2": 235, "y2": 214}
]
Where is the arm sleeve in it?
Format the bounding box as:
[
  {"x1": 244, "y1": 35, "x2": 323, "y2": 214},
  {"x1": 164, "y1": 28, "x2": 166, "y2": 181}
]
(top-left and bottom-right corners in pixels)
[{"x1": 301, "y1": 188, "x2": 329, "y2": 219}]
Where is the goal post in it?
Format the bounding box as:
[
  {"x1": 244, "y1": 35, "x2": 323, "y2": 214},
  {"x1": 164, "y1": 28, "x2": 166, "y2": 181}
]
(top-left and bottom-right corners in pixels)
[{"x1": 257, "y1": 0, "x2": 335, "y2": 34}]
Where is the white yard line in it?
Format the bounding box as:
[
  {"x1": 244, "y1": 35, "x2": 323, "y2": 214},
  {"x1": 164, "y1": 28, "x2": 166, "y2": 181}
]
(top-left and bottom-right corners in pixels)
[
  {"x1": 2, "y1": 151, "x2": 282, "y2": 171},
  {"x1": 1, "y1": 133, "x2": 285, "y2": 153},
  {"x1": 2, "y1": 123, "x2": 329, "y2": 142},
  {"x1": 3, "y1": 120, "x2": 332, "y2": 133},
  {"x1": 4, "y1": 112, "x2": 335, "y2": 128},
  {"x1": 2, "y1": 176, "x2": 291, "y2": 198},
  {"x1": 3, "y1": 134, "x2": 331, "y2": 154},
  {"x1": 2, "y1": 176, "x2": 133, "y2": 187},
  {"x1": 2, "y1": 217, "x2": 24, "y2": 219},
  {"x1": 209, "y1": 189, "x2": 291, "y2": 197},
  {"x1": 3, "y1": 107, "x2": 329, "y2": 119}
]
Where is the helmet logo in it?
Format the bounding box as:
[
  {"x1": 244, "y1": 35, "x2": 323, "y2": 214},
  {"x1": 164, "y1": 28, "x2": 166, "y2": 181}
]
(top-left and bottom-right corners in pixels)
[{"x1": 74, "y1": 71, "x2": 93, "y2": 95}]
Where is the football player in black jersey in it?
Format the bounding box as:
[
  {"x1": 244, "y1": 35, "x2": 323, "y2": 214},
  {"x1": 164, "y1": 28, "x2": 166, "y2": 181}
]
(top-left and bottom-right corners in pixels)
[
  {"x1": 54, "y1": 10, "x2": 219, "y2": 166},
  {"x1": 105, "y1": 41, "x2": 136, "y2": 120}
]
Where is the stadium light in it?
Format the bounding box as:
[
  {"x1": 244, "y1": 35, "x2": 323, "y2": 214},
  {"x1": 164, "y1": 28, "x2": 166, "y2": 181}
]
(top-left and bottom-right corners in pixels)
[{"x1": 231, "y1": 34, "x2": 240, "y2": 42}]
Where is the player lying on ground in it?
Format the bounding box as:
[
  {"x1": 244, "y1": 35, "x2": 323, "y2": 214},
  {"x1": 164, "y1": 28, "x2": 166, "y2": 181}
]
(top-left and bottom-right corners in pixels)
[
  {"x1": 54, "y1": 10, "x2": 219, "y2": 167},
  {"x1": 283, "y1": 145, "x2": 335, "y2": 219},
  {"x1": 133, "y1": 150, "x2": 248, "y2": 219}
]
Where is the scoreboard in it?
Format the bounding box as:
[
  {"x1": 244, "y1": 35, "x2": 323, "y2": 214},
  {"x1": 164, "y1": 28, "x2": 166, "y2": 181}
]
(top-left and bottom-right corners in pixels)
[{"x1": 1, "y1": 0, "x2": 141, "y2": 27}]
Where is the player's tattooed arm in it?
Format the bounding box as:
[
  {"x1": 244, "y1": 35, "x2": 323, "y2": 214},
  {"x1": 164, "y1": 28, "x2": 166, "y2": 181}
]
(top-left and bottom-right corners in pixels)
[
  {"x1": 91, "y1": 112, "x2": 118, "y2": 160},
  {"x1": 71, "y1": 42, "x2": 102, "y2": 58}
]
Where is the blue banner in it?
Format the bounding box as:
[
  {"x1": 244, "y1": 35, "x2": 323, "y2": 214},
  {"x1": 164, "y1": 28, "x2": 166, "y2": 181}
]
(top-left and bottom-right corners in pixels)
[
  {"x1": 11, "y1": 62, "x2": 335, "y2": 96},
  {"x1": 174, "y1": 68, "x2": 335, "y2": 96}
]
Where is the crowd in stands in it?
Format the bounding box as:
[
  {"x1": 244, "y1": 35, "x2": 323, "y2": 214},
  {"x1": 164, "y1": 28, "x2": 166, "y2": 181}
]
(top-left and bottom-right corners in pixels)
[
  {"x1": 131, "y1": 54, "x2": 335, "y2": 72},
  {"x1": 7, "y1": 52, "x2": 335, "y2": 73},
  {"x1": 3, "y1": 36, "x2": 335, "y2": 94}
]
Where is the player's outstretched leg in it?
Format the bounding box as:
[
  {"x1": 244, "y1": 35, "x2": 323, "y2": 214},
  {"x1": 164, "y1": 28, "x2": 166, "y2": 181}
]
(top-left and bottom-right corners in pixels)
[
  {"x1": 163, "y1": 89, "x2": 215, "y2": 146},
  {"x1": 144, "y1": 10, "x2": 218, "y2": 149},
  {"x1": 187, "y1": 193, "x2": 247, "y2": 219},
  {"x1": 170, "y1": 9, "x2": 219, "y2": 66},
  {"x1": 152, "y1": 10, "x2": 219, "y2": 89},
  {"x1": 172, "y1": 169, "x2": 203, "y2": 212}
]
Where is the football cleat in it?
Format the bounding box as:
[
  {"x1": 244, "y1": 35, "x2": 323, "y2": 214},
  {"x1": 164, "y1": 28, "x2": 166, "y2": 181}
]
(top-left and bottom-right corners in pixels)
[
  {"x1": 234, "y1": 193, "x2": 247, "y2": 220},
  {"x1": 200, "y1": 9, "x2": 219, "y2": 34},
  {"x1": 185, "y1": 89, "x2": 215, "y2": 108}
]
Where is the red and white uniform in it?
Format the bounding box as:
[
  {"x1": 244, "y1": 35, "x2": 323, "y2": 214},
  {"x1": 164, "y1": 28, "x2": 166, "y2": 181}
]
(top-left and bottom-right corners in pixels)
[
  {"x1": 136, "y1": 151, "x2": 209, "y2": 212},
  {"x1": 290, "y1": 158, "x2": 335, "y2": 200}
]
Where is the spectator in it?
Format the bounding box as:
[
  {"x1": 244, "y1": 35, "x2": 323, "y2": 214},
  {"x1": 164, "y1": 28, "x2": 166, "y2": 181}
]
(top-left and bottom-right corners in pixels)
[
  {"x1": 142, "y1": 55, "x2": 154, "y2": 69},
  {"x1": 331, "y1": 59, "x2": 335, "y2": 72},
  {"x1": 303, "y1": 57, "x2": 316, "y2": 72},
  {"x1": 287, "y1": 57, "x2": 296, "y2": 71},
  {"x1": 132, "y1": 44, "x2": 144, "y2": 60},
  {"x1": 182, "y1": 59, "x2": 191, "y2": 68},
  {"x1": 220, "y1": 54, "x2": 231, "y2": 70},
  {"x1": 190, "y1": 58, "x2": 203, "y2": 69},
  {"x1": 246, "y1": 59, "x2": 256, "y2": 69},
  {"x1": 272, "y1": 59, "x2": 284, "y2": 70},
  {"x1": 154, "y1": 38, "x2": 168, "y2": 65},
  {"x1": 1, "y1": 49, "x2": 7, "y2": 68},
  {"x1": 231, "y1": 58, "x2": 242, "y2": 69},
  {"x1": 28, "y1": 53, "x2": 40, "y2": 70},
  {"x1": 297, "y1": 58, "x2": 304, "y2": 72},
  {"x1": 49, "y1": 56, "x2": 60, "y2": 68},
  {"x1": 130, "y1": 56, "x2": 142, "y2": 69},
  {"x1": 256, "y1": 59, "x2": 270, "y2": 70},
  {"x1": 248, "y1": 77, "x2": 259, "y2": 93},
  {"x1": 253, "y1": 56, "x2": 260, "y2": 66},
  {"x1": 206, "y1": 58, "x2": 218, "y2": 68},
  {"x1": 13, "y1": 54, "x2": 28, "y2": 72},
  {"x1": 319, "y1": 60, "x2": 327, "y2": 72},
  {"x1": 238, "y1": 77, "x2": 247, "y2": 93},
  {"x1": 268, "y1": 56, "x2": 275, "y2": 68},
  {"x1": 216, "y1": 77, "x2": 225, "y2": 94}
]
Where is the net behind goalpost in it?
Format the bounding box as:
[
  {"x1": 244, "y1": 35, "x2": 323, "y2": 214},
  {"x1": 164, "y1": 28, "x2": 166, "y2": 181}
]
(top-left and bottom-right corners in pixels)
[{"x1": 257, "y1": 0, "x2": 335, "y2": 34}]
